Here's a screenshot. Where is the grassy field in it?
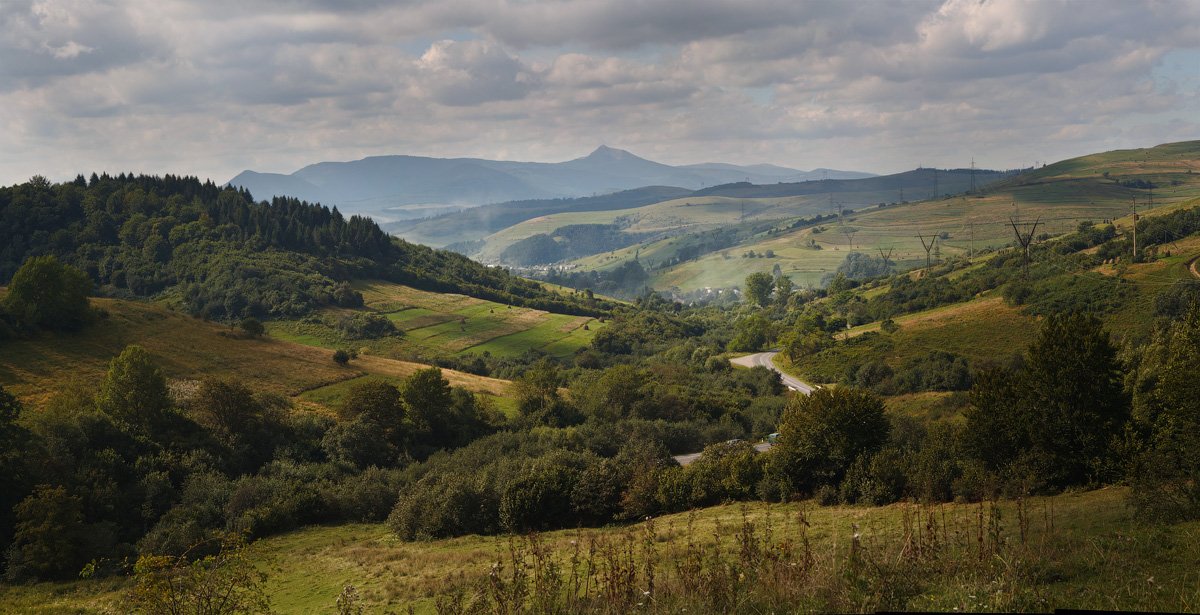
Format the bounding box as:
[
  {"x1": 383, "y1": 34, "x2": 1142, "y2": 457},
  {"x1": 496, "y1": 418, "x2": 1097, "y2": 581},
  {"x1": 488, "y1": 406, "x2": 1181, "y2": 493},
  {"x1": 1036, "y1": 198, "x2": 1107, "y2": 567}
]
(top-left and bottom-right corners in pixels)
[
  {"x1": 0, "y1": 296, "x2": 510, "y2": 412},
  {"x1": 477, "y1": 170, "x2": 994, "y2": 264},
  {"x1": 266, "y1": 280, "x2": 604, "y2": 362},
  {"x1": 764, "y1": 209, "x2": 1200, "y2": 428},
  {"x1": 3, "y1": 487, "x2": 1195, "y2": 613},
  {"x1": 780, "y1": 294, "x2": 1039, "y2": 387},
  {"x1": 578, "y1": 141, "x2": 1200, "y2": 292}
]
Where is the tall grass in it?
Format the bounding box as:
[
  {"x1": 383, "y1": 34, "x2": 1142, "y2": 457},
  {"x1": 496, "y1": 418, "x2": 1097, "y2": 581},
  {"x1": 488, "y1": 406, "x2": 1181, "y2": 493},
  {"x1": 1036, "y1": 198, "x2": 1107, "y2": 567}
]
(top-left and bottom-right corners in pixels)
[{"x1": 430, "y1": 497, "x2": 1199, "y2": 614}]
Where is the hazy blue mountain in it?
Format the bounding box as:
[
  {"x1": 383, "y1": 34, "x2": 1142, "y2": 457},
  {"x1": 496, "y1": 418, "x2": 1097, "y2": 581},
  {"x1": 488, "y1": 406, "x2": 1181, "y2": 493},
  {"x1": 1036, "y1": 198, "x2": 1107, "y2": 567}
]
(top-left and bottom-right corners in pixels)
[
  {"x1": 680, "y1": 162, "x2": 875, "y2": 184},
  {"x1": 227, "y1": 146, "x2": 874, "y2": 219}
]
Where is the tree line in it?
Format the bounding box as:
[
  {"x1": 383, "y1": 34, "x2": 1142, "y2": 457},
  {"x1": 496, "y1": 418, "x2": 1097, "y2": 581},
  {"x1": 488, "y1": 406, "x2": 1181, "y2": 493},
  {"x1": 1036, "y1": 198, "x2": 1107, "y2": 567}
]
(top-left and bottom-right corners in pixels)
[{"x1": 0, "y1": 174, "x2": 615, "y2": 323}]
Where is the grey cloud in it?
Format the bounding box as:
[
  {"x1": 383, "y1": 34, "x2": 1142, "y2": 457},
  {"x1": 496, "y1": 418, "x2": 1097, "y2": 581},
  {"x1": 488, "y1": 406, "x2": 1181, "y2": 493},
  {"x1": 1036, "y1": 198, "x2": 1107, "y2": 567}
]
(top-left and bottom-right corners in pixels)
[
  {"x1": 0, "y1": 0, "x2": 165, "y2": 89},
  {"x1": 415, "y1": 39, "x2": 537, "y2": 106},
  {"x1": 0, "y1": 0, "x2": 1197, "y2": 188}
]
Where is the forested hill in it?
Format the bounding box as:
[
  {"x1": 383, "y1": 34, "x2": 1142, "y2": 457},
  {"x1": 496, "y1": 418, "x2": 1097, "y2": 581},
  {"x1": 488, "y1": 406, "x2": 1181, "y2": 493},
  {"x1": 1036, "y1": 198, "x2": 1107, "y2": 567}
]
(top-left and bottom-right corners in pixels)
[{"x1": 0, "y1": 174, "x2": 614, "y2": 320}]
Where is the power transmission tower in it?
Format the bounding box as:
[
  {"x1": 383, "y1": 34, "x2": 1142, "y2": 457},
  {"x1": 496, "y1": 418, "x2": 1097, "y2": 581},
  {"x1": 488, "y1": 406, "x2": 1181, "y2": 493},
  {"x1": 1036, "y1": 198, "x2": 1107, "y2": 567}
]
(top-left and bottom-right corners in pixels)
[
  {"x1": 843, "y1": 226, "x2": 856, "y2": 249},
  {"x1": 1009, "y1": 215, "x2": 1042, "y2": 274},
  {"x1": 969, "y1": 157, "x2": 976, "y2": 193},
  {"x1": 917, "y1": 232, "x2": 938, "y2": 268},
  {"x1": 932, "y1": 168, "x2": 939, "y2": 200},
  {"x1": 878, "y1": 246, "x2": 893, "y2": 268}
]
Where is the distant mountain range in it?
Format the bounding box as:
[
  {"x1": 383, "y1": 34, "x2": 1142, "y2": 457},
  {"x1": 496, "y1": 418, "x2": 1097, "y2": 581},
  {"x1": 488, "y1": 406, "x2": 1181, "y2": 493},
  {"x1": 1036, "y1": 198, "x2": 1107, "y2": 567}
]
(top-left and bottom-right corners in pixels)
[{"x1": 227, "y1": 146, "x2": 874, "y2": 220}]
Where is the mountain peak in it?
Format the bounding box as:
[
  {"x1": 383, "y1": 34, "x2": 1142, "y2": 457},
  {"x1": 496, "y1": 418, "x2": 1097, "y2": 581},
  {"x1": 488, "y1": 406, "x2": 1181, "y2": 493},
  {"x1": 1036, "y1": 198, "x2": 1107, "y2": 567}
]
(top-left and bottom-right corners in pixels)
[{"x1": 585, "y1": 145, "x2": 640, "y2": 160}]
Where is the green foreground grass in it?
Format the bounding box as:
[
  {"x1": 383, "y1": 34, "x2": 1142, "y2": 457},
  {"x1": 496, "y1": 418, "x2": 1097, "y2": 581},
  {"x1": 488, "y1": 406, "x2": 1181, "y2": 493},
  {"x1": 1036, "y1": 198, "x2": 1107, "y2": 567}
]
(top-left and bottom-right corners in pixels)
[{"x1": 3, "y1": 487, "x2": 1196, "y2": 613}]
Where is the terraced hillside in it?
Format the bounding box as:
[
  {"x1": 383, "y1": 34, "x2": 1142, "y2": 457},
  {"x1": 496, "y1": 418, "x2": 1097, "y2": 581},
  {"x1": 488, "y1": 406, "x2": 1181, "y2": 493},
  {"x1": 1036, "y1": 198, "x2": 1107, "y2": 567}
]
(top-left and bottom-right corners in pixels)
[
  {"x1": 0, "y1": 293, "x2": 511, "y2": 412},
  {"x1": 265, "y1": 280, "x2": 605, "y2": 362}
]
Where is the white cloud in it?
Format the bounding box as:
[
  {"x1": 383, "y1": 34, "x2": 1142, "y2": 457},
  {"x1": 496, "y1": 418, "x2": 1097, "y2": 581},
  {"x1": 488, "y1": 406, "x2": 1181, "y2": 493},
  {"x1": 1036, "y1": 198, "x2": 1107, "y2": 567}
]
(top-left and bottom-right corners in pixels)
[{"x1": 0, "y1": 0, "x2": 1197, "y2": 185}]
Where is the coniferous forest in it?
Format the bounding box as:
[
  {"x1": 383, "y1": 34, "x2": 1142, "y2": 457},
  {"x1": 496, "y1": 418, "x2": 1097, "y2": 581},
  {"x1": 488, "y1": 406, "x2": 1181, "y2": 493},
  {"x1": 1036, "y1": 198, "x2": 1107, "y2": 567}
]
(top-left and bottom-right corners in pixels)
[{"x1": 0, "y1": 173, "x2": 613, "y2": 334}]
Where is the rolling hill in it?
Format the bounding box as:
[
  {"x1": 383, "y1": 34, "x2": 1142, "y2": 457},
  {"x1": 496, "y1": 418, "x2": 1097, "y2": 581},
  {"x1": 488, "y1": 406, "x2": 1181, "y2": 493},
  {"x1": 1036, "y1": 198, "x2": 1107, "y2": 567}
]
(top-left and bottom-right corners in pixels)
[
  {"x1": 0, "y1": 292, "x2": 513, "y2": 412},
  {"x1": 558, "y1": 140, "x2": 1200, "y2": 293},
  {"x1": 228, "y1": 146, "x2": 873, "y2": 222},
  {"x1": 460, "y1": 166, "x2": 1009, "y2": 267}
]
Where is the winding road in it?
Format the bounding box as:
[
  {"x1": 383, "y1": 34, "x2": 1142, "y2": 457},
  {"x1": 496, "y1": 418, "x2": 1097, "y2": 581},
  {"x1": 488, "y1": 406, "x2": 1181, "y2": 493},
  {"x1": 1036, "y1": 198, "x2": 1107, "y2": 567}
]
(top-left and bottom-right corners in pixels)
[
  {"x1": 730, "y1": 350, "x2": 816, "y2": 394},
  {"x1": 671, "y1": 352, "x2": 815, "y2": 466}
]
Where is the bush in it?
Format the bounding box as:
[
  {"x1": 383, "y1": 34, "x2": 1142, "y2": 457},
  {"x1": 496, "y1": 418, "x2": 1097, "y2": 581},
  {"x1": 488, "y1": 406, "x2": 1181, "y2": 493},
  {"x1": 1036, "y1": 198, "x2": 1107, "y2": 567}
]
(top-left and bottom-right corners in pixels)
[
  {"x1": 768, "y1": 387, "x2": 890, "y2": 497},
  {"x1": 129, "y1": 535, "x2": 268, "y2": 615},
  {"x1": 2, "y1": 255, "x2": 92, "y2": 332},
  {"x1": 892, "y1": 351, "x2": 971, "y2": 393},
  {"x1": 321, "y1": 417, "x2": 398, "y2": 469},
  {"x1": 499, "y1": 458, "x2": 582, "y2": 532},
  {"x1": 336, "y1": 313, "x2": 400, "y2": 340},
  {"x1": 139, "y1": 472, "x2": 234, "y2": 557},
  {"x1": 840, "y1": 447, "x2": 907, "y2": 505},
  {"x1": 238, "y1": 317, "x2": 265, "y2": 337},
  {"x1": 388, "y1": 474, "x2": 500, "y2": 540},
  {"x1": 5, "y1": 485, "x2": 90, "y2": 582}
]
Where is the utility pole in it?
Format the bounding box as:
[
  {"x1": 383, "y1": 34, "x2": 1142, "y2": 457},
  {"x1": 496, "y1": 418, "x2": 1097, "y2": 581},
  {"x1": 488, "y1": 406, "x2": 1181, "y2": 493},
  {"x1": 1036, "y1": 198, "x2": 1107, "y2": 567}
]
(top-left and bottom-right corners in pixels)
[
  {"x1": 917, "y1": 232, "x2": 937, "y2": 268},
  {"x1": 967, "y1": 218, "x2": 976, "y2": 256},
  {"x1": 1130, "y1": 200, "x2": 1140, "y2": 262},
  {"x1": 1009, "y1": 215, "x2": 1042, "y2": 274}
]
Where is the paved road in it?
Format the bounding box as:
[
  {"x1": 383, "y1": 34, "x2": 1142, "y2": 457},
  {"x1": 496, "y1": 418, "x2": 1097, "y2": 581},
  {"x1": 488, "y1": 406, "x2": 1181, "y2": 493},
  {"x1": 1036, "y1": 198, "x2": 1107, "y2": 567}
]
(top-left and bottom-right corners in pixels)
[
  {"x1": 673, "y1": 442, "x2": 773, "y2": 467},
  {"x1": 670, "y1": 354, "x2": 813, "y2": 466},
  {"x1": 730, "y1": 350, "x2": 816, "y2": 394}
]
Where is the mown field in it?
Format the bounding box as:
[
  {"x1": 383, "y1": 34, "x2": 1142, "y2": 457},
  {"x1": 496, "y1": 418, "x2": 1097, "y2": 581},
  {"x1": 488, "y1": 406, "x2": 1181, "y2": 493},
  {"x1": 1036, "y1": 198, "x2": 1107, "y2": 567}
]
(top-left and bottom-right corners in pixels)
[
  {"x1": 3, "y1": 487, "x2": 1195, "y2": 614},
  {"x1": 267, "y1": 280, "x2": 604, "y2": 362},
  {"x1": 0, "y1": 294, "x2": 511, "y2": 412}
]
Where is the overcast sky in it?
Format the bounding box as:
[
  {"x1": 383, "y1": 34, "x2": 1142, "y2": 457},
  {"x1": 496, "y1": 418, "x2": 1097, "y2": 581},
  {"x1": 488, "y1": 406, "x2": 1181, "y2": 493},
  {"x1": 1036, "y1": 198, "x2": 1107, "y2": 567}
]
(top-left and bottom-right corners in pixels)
[{"x1": 2, "y1": 0, "x2": 1198, "y2": 186}]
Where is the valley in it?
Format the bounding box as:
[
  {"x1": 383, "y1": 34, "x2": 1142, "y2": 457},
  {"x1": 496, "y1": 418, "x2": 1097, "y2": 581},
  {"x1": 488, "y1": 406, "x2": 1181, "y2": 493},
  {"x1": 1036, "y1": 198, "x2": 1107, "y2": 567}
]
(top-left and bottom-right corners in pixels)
[{"x1": 2, "y1": 143, "x2": 1200, "y2": 615}]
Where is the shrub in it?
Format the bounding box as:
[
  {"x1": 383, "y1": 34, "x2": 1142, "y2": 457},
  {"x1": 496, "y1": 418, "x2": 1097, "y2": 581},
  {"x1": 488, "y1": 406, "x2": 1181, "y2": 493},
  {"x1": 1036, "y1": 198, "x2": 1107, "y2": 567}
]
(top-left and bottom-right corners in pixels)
[
  {"x1": 768, "y1": 387, "x2": 890, "y2": 497},
  {"x1": 5, "y1": 485, "x2": 90, "y2": 582},
  {"x1": 238, "y1": 317, "x2": 265, "y2": 337},
  {"x1": 129, "y1": 535, "x2": 268, "y2": 615},
  {"x1": 336, "y1": 313, "x2": 400, "y2": 340},
  {"x1": 321, "y1": 417, "x2": 398, "y2": 469},
  {"x1": 499, "y1": 460, "x2": 582, "y2": 532},
  {"x1": 2, "y1": 255, "x2": 92, "y2": 332}
]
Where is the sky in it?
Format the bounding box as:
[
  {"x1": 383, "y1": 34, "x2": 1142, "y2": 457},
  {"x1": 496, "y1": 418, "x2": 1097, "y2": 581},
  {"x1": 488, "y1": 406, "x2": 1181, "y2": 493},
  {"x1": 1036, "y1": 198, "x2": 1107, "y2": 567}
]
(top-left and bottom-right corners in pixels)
[{"x1": 1, "y1": 0, "x2": 1198, "y2": 186}]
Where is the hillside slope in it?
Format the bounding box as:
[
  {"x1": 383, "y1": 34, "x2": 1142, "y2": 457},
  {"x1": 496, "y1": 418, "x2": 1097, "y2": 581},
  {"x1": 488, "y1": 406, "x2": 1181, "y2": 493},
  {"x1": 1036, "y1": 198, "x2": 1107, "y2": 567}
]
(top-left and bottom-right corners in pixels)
[
  {"x1": 0, "y1": 294, "x2": 511, "y2": 410},
  {"x1": 0, "y1": 174, "x2": 613, "y2": 322},
  {"x1": 643, "y1": 140, "x2": 1200, "y2": 291},
  {"x1": 465, "y1": 167, "x2": 1009, "y2": 266}
]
